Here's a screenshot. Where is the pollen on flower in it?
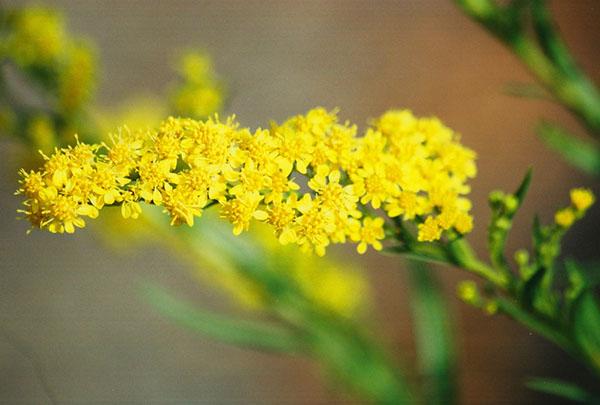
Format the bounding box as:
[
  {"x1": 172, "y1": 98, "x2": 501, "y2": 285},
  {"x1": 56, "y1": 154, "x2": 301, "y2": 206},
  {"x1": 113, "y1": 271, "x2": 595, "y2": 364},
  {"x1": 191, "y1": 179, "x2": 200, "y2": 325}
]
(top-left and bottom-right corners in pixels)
[{"x1": 17, "y1": 108, "x2": 477, "y2": 255}]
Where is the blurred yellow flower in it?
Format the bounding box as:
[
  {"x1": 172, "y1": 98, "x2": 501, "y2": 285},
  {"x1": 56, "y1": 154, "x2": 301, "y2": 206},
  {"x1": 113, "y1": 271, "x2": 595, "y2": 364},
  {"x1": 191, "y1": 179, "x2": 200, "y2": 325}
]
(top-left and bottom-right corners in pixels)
[
  {"x1": 570, "y1": 188, "x2": 595, "y2": 212},
  {"x1": 555, "y1": 208, "x2": 576, "y2": 228},
  {"x1": 170, "y1": 51, "x2": 224, "y2": 119}
]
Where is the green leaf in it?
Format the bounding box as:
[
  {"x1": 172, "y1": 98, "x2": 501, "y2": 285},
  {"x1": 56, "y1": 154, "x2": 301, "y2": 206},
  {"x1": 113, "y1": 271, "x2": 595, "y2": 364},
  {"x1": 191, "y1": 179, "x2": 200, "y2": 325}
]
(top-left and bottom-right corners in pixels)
[
  {"x1": 514, "y1": 167, "x2": 533, "y2": 204},
  {"x1": 408, "y1": 260, "x2": 457, "y2": 405},
  {"x1": 141, "y1": 283, "x2": 305, "y2": 354},
  {"x1": 572, "y1": 291, "x2": 600, "y2": 371},
  {"x1": 526, "y1": 377, "x2": 596, "y2": 403},
  {"x1": 487, "y1": 168, "x2": 531, "y2": 273},
  {"x1": 564, "y1": 260, "x2": 587, "y2": 310},
  {"x1": 519, "y1": 266, "x2": 546, "y2": 310},
  {"x1": 566, "y1": 260, "x2": 600, "y2": 289},
  {"x1": 537, "y1": 122, "x2": 600, "y2": 176},
  {"x1": 532, "y1": 215, "x2": 544, "y2": 251},
  {"x1": 530, "y1": 0, "x2": 578, "y2": 77}
]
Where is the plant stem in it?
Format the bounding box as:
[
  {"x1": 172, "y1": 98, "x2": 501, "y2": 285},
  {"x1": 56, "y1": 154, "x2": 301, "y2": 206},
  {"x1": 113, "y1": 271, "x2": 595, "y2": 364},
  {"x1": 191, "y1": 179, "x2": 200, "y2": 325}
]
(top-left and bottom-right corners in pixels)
[
  {"x1": 511, "y1": 35, "x2": 600, "y2": 135},
  {"x1": 454, "y1": 0, "x2": 600, "y2": 136},
  {"x1": 447, "y1": 237, "x2": 510, "y2": 289},
  {"x1": 408, "y1": 260, "x2": 458, "y2": 405}
]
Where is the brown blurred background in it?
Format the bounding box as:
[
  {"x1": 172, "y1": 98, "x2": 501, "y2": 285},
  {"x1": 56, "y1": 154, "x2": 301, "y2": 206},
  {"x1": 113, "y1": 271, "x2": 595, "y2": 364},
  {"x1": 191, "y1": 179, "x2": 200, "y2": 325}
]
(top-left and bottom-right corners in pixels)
[{"x1": 1, "y1": 0, "x2": 599, "y2": 403}]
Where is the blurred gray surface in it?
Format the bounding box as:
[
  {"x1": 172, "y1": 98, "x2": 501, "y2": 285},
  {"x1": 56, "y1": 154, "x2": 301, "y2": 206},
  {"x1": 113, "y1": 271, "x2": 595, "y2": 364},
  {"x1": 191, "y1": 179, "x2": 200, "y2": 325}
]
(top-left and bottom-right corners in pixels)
[{"x1": 1, "y1": 0, "x2": 599, "y2": 403}]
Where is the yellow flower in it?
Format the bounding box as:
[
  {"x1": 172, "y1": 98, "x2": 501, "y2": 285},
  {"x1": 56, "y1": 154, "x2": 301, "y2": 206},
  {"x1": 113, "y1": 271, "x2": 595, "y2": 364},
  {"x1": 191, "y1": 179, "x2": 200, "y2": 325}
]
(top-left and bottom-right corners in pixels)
[
  {"x1": 293, "y1": 197, "x2": 335, "y2": 256},
  {"x1": 555, "y1": 208, "x2": 575, "y2": 228},
  {"x1": 570, "y1": 188, "x2": 595, "y2": 212},
  {"x1": 136, "y1": 155, "x2": 176, "y2": 204},
  {"x1": 352, "y1": 165, "x2": 397, "y2": 209},
  {"x1": 220, "y1": 193, "x2": 267, "y2": 235},
  {"x1": 418, "y1": 216, "x2": 442, "y2": 242},
  {"x1": 385, "y1": 191, "x2": 425, "y2": 220},
  {"x1": 351, "y1": 217, "x2": 385, "y2": 254},
  {"x1": 266, "y1": 196, "x2": 298, "y2": 244},
  {"x1": 162, "y1": 184, "x2": 203, "y2": 226},
  {"x1": 309, "y1": 166, "x2": 360, "y2": 216},
  {"x1": 454, "y1": 212, "x2": 474, "y2": 234}
]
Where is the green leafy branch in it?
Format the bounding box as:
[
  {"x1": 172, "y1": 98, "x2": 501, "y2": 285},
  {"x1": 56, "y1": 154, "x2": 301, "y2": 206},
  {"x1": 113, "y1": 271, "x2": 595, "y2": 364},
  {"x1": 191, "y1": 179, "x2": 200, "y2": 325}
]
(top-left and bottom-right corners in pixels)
[
  {"x1": 455, "y1": 0, "x2": 600, "y2": 135},
  {"x1": 455, "y1": 0, "x2": 600, "y2": 176},
  {"x1": 141, "y1": 214, "x2": 414, "y2": 404},
  {"x1": 390, "y1": 170, "x2": 600, "y2": 384}
]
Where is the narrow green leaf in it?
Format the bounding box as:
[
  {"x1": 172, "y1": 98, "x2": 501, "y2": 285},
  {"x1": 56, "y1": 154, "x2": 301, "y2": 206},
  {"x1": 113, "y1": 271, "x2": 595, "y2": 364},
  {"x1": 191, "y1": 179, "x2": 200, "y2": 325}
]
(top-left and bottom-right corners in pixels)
[
  {"x1": 526, "y1": 377, "x2": 595, "y2": 403},
  {"x1": 564, "y1": 260, "x2": 587, "y2": 309},
  {"x1": 566, "y1": 260, "x2": 600, "y2": 289},
  {"x1": 408, "y1": 260, "x2": 457, "y2": 405},
  {"x1": 532, "y1": 215, "x2": 544, "y2": 251},
  {"x1": 141, "y1": 283, "x2": 305, "y2": 354},
  {"x1": 537, "y1": 122, "x2": 600, "y2": 176},
  {"x1": 487, "y1": 168, "x2": 531, "y2": 273},
  {"x1": 514, "y1": 167, "x2": 533, "y2": 204},
  {"x1": 530, "y1": 0, "x2": 578, "y2": 77},
  {"x1": 572, "y1": 291, "x2": 600, "y2": 371},
  {"x1": 519, "y1": 266, "x2": 545, "y2": 310},
  {"x1": 305, "y1": 318, "x2": 414, "y2": 404}
]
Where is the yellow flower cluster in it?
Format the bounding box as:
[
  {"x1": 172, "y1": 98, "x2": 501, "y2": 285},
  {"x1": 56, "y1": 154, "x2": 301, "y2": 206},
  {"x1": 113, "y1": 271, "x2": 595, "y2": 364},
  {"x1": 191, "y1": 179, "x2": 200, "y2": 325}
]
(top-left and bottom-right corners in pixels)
[
  {"x1": 554, "y1": 188, "x2": 595, "y2": 228},
  {"x1": 17, "y1": 108, "x2": 477, "y2": 255}
]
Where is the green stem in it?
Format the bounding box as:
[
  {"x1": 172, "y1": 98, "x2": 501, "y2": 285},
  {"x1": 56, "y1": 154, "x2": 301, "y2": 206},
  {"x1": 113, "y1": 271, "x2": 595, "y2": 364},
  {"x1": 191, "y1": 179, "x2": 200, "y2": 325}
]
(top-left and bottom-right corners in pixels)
[
  {"x1": 454, "y1": 0, "x2": 600, "y2": 136},
  {"x1": 447, "y1": 237, "x2": 510, "y2": 289},
  {"x1": 442, "y1": 237, "x2": 600, "y2": 377},
  {"x1": 511, "y1": 36, "x2": 600, "y2": 135},
  {"x1": 495, "y1": 298, "x2": 590, "y2": 369},
  {"x1": 408, "y1": 260, "x2": 458, "y2": 405}
]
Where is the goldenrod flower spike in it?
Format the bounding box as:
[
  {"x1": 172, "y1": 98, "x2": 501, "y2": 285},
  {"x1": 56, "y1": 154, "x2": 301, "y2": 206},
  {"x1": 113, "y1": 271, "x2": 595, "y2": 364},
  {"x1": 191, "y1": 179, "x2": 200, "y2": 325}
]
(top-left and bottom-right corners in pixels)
[{"x1": 17, "y1": 108, "x2": 477, "y2": 255}]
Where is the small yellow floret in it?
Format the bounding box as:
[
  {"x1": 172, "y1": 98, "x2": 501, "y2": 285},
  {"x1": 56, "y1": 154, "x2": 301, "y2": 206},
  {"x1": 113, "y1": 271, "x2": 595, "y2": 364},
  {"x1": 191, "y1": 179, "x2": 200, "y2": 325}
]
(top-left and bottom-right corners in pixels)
[
  {"x1": 570, "y1": 188, "x2": 595, "y2": 212},
  {"x1": 555, "y1": 208, "x2": 576, "y2": 228},
  {"x1": 418, "y1": 216, "x2": 442, "y2": 242},
  {"x1": 351, "y1": 217, "x2": 385, "y2": 254}
]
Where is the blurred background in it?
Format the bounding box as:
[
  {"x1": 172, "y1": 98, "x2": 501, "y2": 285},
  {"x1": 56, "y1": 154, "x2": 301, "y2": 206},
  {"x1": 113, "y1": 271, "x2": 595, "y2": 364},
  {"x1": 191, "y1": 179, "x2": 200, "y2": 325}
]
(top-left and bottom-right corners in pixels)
[{"x1": 1, "y1": 0, "x2": 599, "y2": 403}]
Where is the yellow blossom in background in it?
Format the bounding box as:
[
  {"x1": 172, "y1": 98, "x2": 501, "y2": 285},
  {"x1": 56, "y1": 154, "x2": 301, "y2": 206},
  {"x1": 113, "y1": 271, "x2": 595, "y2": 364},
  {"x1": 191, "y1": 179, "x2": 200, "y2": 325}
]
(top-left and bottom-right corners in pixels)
[
  {"x1": 253, "y1": 222, "x2": 370, "y2": 317},
  {"x1": 1, "y1": 7, "x2": 96, "y2": 114},
  {"x1": 17, "y1": 108, "x2": 478, "y2": 255},
  {"x1": 58, "y1": 42, "x2": 97, "y2": 114},
  {"x1": 27, "y1": 115, "x2": 56, "y2": 154},
  {"x1": 170, "y1": 51, "x2": 225, "y2": 119},
  {"x1": 1, "y1": 6, "x2": 98, "y2": 153},
  {"x1": 2, "y1": 7, "x2": 66, "y2": 66}
]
